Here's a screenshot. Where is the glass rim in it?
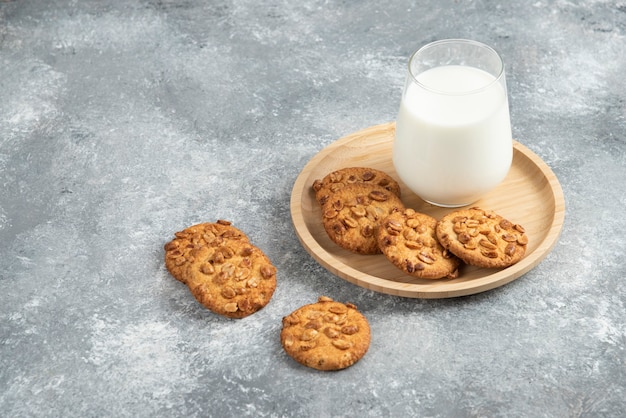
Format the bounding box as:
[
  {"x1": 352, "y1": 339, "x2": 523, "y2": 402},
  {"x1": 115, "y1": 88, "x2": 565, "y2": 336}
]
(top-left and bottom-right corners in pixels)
[{"x1": 407, "y1": 39, "x2": 505, "y2": 96}]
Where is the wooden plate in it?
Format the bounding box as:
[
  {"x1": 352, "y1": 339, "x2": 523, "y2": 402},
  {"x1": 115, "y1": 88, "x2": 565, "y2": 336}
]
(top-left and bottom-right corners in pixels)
[{"x1": 290, "y1": 122, "x2": 565, "y2": 298}]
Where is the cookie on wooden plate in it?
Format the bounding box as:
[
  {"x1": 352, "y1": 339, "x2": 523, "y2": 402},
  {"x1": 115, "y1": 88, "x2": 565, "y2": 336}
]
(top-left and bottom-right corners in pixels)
[
  {"x1": 377, "y1": 208, "x2": 461, "y2": 279},
  {"x1": 312, "y1": 167, "x2": 401, "y2": 206},
  {"x1": 280, "y1": 296, "x2": 371, "y2": 371},
  {"x1": 164, "y1": 220, "x2": 249, "y2": 284},
  {"x1": 321, "y1": 183, "x2": 405, "y2": 254},
  {"x1": 436, "y1": 207, "x2": 528, "y2": 269}
]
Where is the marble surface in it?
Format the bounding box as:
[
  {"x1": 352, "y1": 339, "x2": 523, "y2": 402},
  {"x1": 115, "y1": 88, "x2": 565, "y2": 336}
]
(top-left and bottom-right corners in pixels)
[{"x1": 1, "y1": 0, "x2": 625, "y2": 416}]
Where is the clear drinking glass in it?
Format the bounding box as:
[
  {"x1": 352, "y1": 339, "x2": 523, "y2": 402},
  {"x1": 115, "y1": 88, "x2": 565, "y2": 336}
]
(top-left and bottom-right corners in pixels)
[{"x1": 393, "y1": 39, "x2": 513, "y2": 207}]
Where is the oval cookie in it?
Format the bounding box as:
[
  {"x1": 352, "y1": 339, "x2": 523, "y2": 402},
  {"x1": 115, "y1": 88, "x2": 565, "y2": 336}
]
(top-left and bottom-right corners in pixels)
[
  {"x1": 321, "y1": 183, "x2": 405, "y2": 254},
  {"x1": 185, "y1": 240, "x2": 277, "y2": 319},
  {"x1": 280, "y1": 296, "x2": 371, "y2": 371},
  {"x1": 312, "y1": 167, "x2": 401, "y2": 206},
  {"x1": 436, "y1": 207, "x2": 528, "y2": 269},
  {"x1": 164, "y1": 220, "x2": 249, "y2": 284},
  {"x1": 377, "y1": 208, "x2": 461, "y2": 279}
]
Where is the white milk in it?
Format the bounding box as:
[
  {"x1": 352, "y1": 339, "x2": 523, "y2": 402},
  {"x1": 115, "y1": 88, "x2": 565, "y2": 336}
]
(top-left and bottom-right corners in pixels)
[{"x1": 393, "y1": 65, "x2": 512, "y2": 207}]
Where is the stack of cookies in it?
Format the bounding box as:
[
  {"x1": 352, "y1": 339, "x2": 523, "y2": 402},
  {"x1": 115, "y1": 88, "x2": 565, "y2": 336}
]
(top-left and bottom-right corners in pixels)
[
  {"x1": 164, "y1": 220, "x2": 277, "y2": 319},
  {"x1": 312, "y1": 167, "x2": 529, "y2": 279}
]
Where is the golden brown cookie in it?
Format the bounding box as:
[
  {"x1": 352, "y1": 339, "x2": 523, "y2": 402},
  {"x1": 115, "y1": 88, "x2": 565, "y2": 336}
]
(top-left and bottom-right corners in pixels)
[
  {"x1": 377, "y1": 208, "x2": 461, "y2": 279},
  {"x1": 280, "y1": 296, "x2": 371, "y2": 371},
  {"x1": 164, "y1": 220, "x2": 249, "y2": 284},
  {"x1": 321, "y1": 183, "x2": 405, "y2": 254},
  {"x1": 312, "y1": 167, "x2": 401, "y2": 206},
  {"x1": 185, "y1": 239, "x2": 277, "y2": 319},
  {"x1": 436, "y1": 207, "x2": 528, "y2": 269}
]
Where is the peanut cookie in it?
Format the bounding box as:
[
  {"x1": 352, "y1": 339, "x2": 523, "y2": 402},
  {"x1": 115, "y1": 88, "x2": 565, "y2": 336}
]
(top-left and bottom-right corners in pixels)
[
  {"x1": 436, "y1": 207, "x2": 528, "y2": 269},
  {"x1": 280, "y1": 296, "x2": 371, "y2": 371},
  {"x1": 164, "y1": 220, "x2": 249, "y2": 284},
  {"x1": 377, "y1": 208, "x2": 461, "y2": 279},
  {"x1": 185, "y1": 239, "x2": 277, "y2": 319},
  {"x1": 321, "y1": 183, "x2": 405, "y2": 254},
  {"x1": 312, "y1": 167, "x2": 401, "y2": 206}
]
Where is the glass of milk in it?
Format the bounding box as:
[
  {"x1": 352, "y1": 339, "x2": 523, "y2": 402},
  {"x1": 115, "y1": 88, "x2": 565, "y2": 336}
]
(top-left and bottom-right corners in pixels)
[{"x1": 393, "y1": 39, "x2": 513, "y2": 207}]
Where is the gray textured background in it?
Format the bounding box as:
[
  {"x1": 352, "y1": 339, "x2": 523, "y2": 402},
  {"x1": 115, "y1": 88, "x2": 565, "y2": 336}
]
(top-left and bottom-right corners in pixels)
[{"x1": 1, "y1": 0, "x2": 625, "y2": 417}]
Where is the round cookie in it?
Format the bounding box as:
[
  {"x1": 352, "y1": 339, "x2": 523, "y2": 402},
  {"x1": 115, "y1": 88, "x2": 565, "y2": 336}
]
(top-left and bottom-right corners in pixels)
[
  {"x1": 280, "y1": 296, "x2": 371, "y2": 371},
  {"x1": 185, "y1": 240, "x2": 277, "y2": 319},
  {"x1": 377, "y1": 208, "x2": 461, "y2": 279},
  {"x1": 312, "y1": 167, "x2": 401, "y2": 206},
  {"x1": 321, "y1": 183, "x2": 405, "y2": 255},
  {"x1": 436, "y1": 207, "x2": 528, "y2": 269},
  {"x1": 164, "y1": 220, "x2": 249, "y2": 284}
]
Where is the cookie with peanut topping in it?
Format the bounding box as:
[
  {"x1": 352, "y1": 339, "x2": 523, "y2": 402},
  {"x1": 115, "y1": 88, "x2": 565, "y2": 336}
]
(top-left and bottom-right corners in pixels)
[
  {"x1": 321, "y1": 183, "x2": 405, "y2": 254},
  {"x1": 164, "y1": 220, "x2": 276, "y2": 318},
  {"x1": 377, "y1": 208, "x2": 461, "y2": 279},
  {"x1": 280, "y1": 296, "x2": 371, "y2": 371},
  {"x1": 164, "y1": 220, "x2": 250, "y2": 284},
  {"x1": 436, "y1": 207, "x2": 528, "y2": 269},
  {"x1": 312, "y1": 167, "x2": 401, "y2": 206},
  {"x1": 185, "y1": 239, "x2": 277, "y2": 319}
]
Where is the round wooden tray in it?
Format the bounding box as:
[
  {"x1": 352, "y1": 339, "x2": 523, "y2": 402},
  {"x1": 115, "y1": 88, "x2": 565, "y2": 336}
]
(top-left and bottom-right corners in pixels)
[{"x1": 290, "y1": 122, "x2": 565, "y2": 298}]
